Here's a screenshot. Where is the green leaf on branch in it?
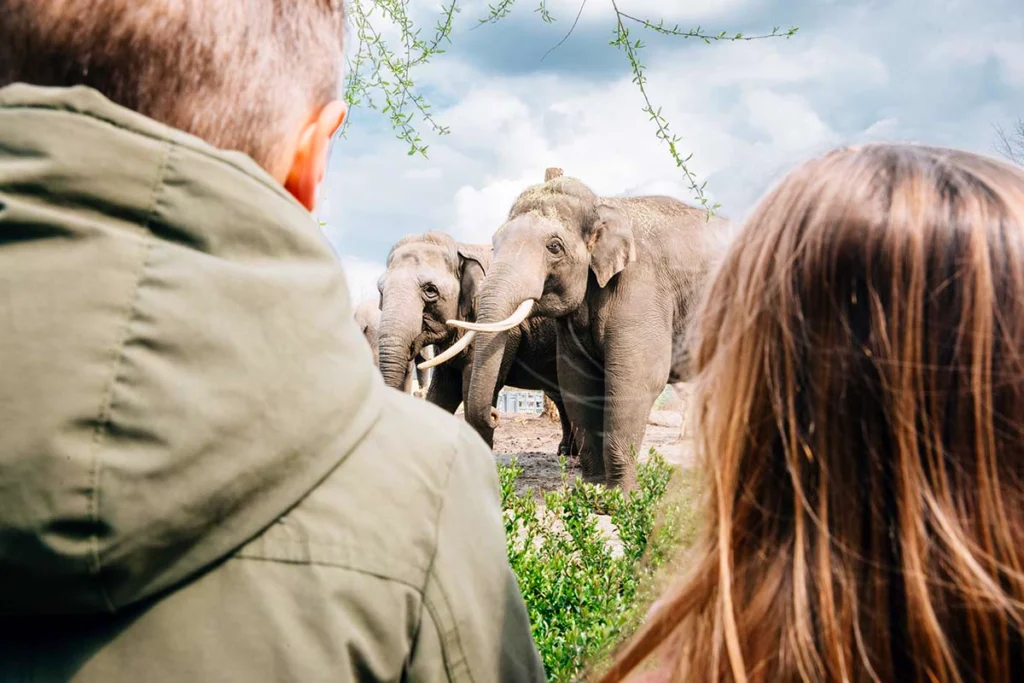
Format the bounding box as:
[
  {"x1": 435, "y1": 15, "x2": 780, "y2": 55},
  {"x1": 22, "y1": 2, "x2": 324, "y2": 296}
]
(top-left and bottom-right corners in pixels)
[{"x1": 497, "y1": 450, "x2": 700, "y2": 681}]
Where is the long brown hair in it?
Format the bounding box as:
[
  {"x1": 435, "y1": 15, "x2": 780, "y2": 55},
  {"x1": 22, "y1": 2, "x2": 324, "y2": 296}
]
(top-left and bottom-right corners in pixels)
[{"x1": 601, "y1": 143, "x2": 1024, "y2": 683}]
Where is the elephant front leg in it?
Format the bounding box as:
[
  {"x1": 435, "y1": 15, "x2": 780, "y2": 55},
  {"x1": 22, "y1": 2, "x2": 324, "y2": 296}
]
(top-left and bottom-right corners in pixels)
[
  {"x1": 602, "y1": 336, "x2": 672, "y2": 492},
  {"x1": 556, "y1": 343, "x2": 606, "y2": 484},
  {"x1": 425, "y1": 365, "x2": 463, "y2": 414}
]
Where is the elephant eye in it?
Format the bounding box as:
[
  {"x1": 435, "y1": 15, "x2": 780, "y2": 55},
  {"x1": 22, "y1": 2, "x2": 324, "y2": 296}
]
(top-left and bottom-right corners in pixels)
[
  {"x1": 422, "y1": 283, "x2": 439, "y2": 299},
  {"x1": 546, "y1": 240, "x2": 564, "y2": 255}
]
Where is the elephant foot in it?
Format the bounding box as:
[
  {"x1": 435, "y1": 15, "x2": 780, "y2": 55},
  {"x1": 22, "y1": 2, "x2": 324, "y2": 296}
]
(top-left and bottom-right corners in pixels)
[
  {"x1": 579, "y1": 462, "x2": 605, "y2": 488},
  {"x1": 558, "y1": 443, "x2": 582, "y2": 472},
  {"x1": 557, "y1": 429, "x2": 583, "y2": 459}
]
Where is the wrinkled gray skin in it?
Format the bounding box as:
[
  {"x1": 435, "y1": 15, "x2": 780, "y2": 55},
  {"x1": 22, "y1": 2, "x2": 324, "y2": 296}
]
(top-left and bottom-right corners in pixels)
[
  {"x1": 377, "y1": 232, "x2": 579, "y2": 455},
  {"x1": 353, "y1": 295, "x2": 431, "y2": 394},
  {"x1": 457, "y1": 177, "x2": 733, "y2": 491}
]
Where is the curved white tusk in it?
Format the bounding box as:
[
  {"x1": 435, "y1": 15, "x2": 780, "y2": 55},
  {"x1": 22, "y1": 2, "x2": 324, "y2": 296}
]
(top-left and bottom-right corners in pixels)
[
  {"x1": 446, "y1": 299, "x2": 535, "y2": 333},
  {"x1": 417, "y1": 330, "x2": 476, "y2": 370}
]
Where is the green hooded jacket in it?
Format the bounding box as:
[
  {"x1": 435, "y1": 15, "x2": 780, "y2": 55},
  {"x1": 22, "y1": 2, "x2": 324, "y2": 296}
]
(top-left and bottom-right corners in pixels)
[{"x1": 0, "y1": 83, "x2": 547, "y2": 683}]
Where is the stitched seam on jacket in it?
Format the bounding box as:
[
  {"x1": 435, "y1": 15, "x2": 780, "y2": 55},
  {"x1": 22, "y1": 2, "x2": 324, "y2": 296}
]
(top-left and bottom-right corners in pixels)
[
  {"x1": 233, "y1": 536, "x2": 426, "y2": 588},
  {"x1": 228, "y1": 554, "x2": 427, "y2": 593},
  {"x1": 85, "y1": 139, "x2": 172, "y2": 611},
  {"x1": 420, "y1": 591, "x2": 456, "y2": 683},
  {"x1": 425, "y1": 572, "x2": 476, "y2": 683}
]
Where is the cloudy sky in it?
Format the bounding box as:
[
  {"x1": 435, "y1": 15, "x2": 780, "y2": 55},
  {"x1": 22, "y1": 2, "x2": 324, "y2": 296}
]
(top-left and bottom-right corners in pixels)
[{"x1": 318, "y1": 0, "x2": 1023, "y2": 304}]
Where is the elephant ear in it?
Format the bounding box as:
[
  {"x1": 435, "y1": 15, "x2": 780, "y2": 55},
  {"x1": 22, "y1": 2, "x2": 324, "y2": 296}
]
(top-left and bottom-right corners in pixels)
[
  {"x1": 375, "y1": 272, "x2": 386, "y2": 310},
  {"x1": 587, "y1": 203, "x2": 636, "y2": 288},
  {"x1": 456, "y1": 245, "x2": 489, "y2": 321}
]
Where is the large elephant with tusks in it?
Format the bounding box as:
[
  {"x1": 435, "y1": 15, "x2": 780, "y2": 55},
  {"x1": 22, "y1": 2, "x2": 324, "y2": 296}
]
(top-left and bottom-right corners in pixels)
[
  {"x1": 448, "y1": 172, "x2": 734, "y2": 491},
  {"x1": 376, "y1": 231, "x2": 580, "y2": 456}
]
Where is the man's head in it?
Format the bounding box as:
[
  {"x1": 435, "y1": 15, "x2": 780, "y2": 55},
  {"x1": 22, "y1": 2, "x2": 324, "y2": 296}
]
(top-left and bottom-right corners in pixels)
[{"x1": 0, "y1": 0, "x2": 348, "y2": 211}]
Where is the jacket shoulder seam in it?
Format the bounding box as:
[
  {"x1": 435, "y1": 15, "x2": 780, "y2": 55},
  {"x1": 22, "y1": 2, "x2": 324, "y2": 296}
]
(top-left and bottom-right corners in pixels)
[
  {"x1": 0, "y1": 103, "x2": 298, "y2": 212},
  {"x1": 228, "y1": 553, "x2": 426, "y2": 594},
  {"x1": 85, "y1": 139, "x2": 173, "y2": 610}
]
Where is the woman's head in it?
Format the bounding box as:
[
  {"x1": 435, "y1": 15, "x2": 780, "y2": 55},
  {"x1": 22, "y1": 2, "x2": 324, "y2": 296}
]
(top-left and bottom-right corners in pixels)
[{"x1": 603, "y1": 143, "x2": 1024, "y2": 683}]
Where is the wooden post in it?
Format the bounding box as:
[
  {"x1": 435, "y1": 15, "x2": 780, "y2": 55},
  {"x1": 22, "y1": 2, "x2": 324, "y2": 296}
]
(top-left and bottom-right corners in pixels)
[
  {"x1": 545, "y1": 167, "x2": 563, "y2": 182},
  {"x1": 542, "y1": 394, "x2": 559, "y2": 422}
]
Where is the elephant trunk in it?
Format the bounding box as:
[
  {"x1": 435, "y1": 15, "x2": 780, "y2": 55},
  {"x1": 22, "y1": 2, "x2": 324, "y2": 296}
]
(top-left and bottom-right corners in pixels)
[
  {"x1": 379, "y1": 335, "x2": 414, "y2": 391},
  {"x1": 377, "y1": 290, "x2": 424, "y2": 391},
  {"x1": 464, "y1": 264, "x2": 543, "y2": 445}
]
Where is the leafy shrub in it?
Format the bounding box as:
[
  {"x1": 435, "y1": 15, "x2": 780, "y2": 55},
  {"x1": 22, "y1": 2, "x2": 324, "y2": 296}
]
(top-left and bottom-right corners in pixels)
[{"x1": 498, "y1": 449, "x2": 700, "y2": 682}]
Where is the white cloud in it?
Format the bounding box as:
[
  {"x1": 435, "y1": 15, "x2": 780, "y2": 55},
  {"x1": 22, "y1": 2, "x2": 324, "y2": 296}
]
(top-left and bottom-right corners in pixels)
[
  {"x1": 923, "y1": 14, "x2": 1024, "y2": 86},
  {"x1": 994, "y1": 41, "x2": 1024, "y2": 87},
  {"x1": 694, "y1": 37, "x2": 888, "y2": 88},
  {"x1": 438, "y1": 88, "x2": 550, "y2": 170},
  {"x1": 862, "y1": 117, "x2": 900, "y2": 140},
  {"x1": 402, "y1": 166, "x2": 444, "y2": 180},
  {"x1": 326, "y1": 0, "x2": 1019, "y2": 266},
  {"x1": 742, "y1": 89, "x2": 836, "y2": 150},
  {"x1": 421, "y1": 32, "x2": 884, "y2": 239},
  {"x1": 340, "y1": 255, "x2": 385, "y2": 307},
  {"x1": 449, "y1": 177, "x2": 529, "y2": 243}
]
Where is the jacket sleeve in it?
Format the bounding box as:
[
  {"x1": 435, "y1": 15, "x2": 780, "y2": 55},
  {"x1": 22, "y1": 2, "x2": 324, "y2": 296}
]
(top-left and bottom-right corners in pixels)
[{"x1": 406, "y1": 423, "x2": 547, "y2": 683}]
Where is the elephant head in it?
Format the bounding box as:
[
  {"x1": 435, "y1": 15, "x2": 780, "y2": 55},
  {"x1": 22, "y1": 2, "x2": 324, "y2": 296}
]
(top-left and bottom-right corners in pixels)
[
  {"x1": 352, "y1": 296, "x2": 382, "y2": 367},
  {"x1": 376, "y1": 231, "x2": 489, "y2": 391},
  {"x1": 449, "y1": 176, "x2": 636, "y2": 435}
]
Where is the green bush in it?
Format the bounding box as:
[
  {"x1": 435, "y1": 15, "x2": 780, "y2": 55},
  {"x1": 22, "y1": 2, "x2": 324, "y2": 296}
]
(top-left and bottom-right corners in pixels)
[{"x1": 498, "y1": 449, "x2": 700, "y2": 682}]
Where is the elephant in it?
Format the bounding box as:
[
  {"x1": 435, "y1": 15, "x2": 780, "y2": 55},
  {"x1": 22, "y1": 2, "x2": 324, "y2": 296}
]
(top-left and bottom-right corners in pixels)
[
  {"x1": 447, "y1": 174, "x2": 735, "y2": 491},
  {"x1": 352, "y1": 295, "x2": 431, "y2": 394},
  {"x1": 353, "y1": 296, "x2": 382, "y2": 366},
  {"x1": 375, "y1": 231, "x2": 580, "y2": 456}
]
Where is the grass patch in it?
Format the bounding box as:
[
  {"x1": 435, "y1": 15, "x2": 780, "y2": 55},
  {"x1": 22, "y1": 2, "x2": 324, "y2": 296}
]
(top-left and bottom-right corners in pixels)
[{"x1": 498, "y1": 449, "x2": 702, "y2": 682}]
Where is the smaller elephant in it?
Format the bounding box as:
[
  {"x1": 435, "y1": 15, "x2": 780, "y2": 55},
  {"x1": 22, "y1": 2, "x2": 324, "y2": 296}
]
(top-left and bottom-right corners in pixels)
[
  {"x1": 353, "y1": 295, "x2": 430, "y2": 394},
  {"x1": 376, "y1": 231, "x2": 580, "y2": 457},
  {"x1": 353, "y1": 296, "x2": 382, "y2": 367}
]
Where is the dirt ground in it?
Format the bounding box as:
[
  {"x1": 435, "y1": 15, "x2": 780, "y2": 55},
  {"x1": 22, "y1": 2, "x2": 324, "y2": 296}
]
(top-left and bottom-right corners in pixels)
[
  {"x1": 453, "y1": 386, "x2": 698, "y2": 554},
  {"x1": 458, "y1": 385, "x2": 697, "y2": 495}
]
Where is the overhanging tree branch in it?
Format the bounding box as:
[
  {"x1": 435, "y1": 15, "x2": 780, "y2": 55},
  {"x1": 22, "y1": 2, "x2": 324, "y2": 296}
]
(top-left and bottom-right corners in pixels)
[
  {"x1": 617, "y1": 13, "x2": 799, "y2": 43},
  {"x1": 610, "y1": 0, "x2": 716, "y2": 215},
  {"x1": 994, "y1": 117, "x2": 1024, "y2": 166},
  {"x1": 541, "y1": 0, "x2": 588, "y2": 61},
  {"x1": 341, "y1": 0, "x2": 798, "y2": 211}
]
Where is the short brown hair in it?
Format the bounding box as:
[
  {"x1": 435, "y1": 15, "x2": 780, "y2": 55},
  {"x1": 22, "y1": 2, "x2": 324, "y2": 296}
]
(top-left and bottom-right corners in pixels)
[
  {"x1": 0, "y1": 0, "x2": 346, "y2": 172},
  {"x1": 601, "y1": 143, "x2": 1024, "y2": 683}
]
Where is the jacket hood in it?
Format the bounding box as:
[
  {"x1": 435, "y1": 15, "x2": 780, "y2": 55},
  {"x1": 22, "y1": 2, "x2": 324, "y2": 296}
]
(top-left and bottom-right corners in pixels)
[{"x1": 0, "y1": 84, "x2": 383, "y2": 615}]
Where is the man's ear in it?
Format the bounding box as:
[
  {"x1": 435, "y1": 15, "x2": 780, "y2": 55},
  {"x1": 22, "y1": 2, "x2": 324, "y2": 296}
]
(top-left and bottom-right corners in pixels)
[
  {"x1": 284, "y1": 100, "x2": 347, "y2": 211},
  {"x1": 457, "y1": 247, "x2": 487, "y2": 322},
  {"x1": 587, "y1": 204, "x2": 636, "y2": 288}
]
